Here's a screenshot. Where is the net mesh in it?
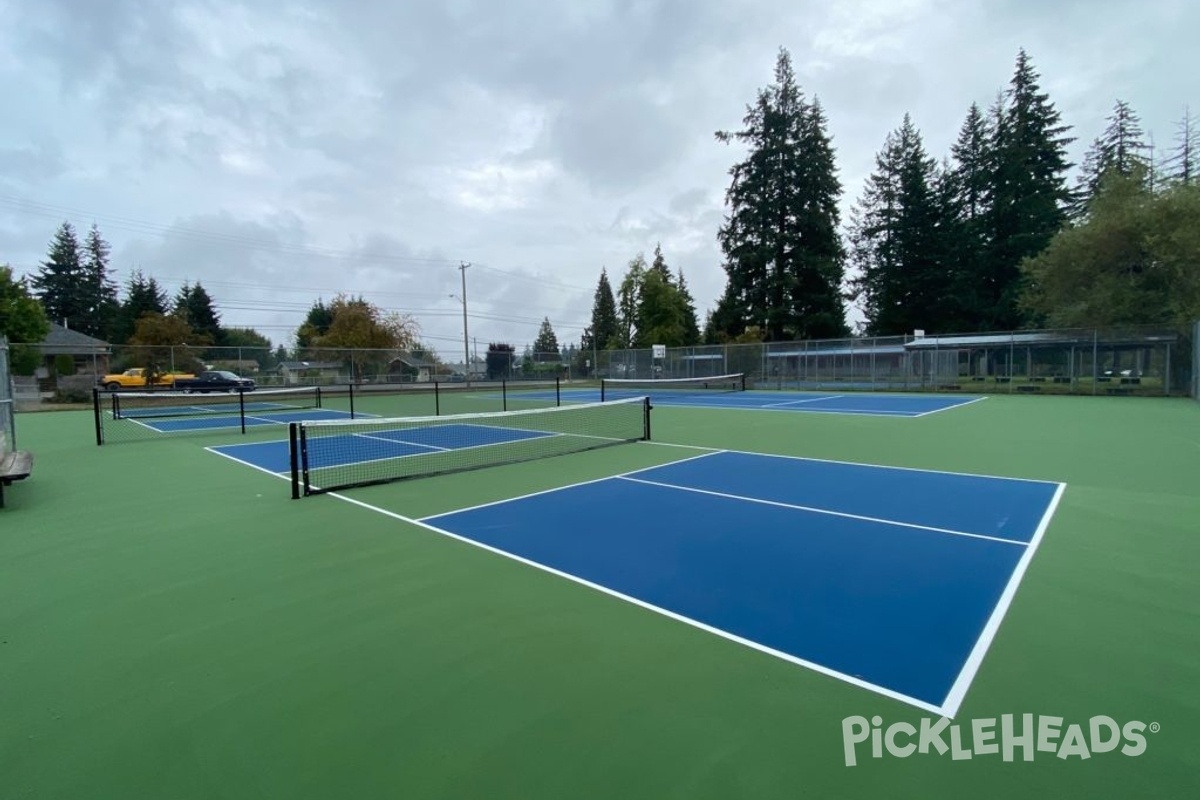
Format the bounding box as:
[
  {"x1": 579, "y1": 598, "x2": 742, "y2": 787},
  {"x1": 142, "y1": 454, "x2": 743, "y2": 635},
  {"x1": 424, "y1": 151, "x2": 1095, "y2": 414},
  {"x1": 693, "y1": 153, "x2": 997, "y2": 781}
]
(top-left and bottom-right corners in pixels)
[
  {"x1": 601, "y1": 373, "x2": 746, "y2": 401},
  {"x1": 291, "y1": 396, "x2": 651, "y2": 497},
  {"x1": 95, "y1": 386, "x2": 323, "y2": 443}
]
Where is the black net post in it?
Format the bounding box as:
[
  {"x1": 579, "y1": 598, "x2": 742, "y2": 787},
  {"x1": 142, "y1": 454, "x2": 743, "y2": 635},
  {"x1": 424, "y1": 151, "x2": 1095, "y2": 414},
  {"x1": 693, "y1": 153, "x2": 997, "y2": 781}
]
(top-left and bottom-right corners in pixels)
[
  {"x1": 601, "y1": 380, "x2": 607, "y2": 402},
  {"x1": 289, "y1": 422, "x2": 301, "y2": 499},
  {"x1": 643, "y1": 396, "x2": 652, "y2": 440},
  {"x1": 435, "y1": 381, "x2": 441, "y2": 416},
  {"x1": 556, "y1": 376, "x2": 561, "y2": 407},
  {"x1": 348, "y1": 383, "x2": 355, "y2": 418},
  {"x1": 239, "y1": 389, "x2": 246, "y2": 434},
  {"x1": 503, "y1": 380, "x2": 508, "y2": 412},
  {"x1": 92, "y1": 387, "x2": 103, "y2": 446}
]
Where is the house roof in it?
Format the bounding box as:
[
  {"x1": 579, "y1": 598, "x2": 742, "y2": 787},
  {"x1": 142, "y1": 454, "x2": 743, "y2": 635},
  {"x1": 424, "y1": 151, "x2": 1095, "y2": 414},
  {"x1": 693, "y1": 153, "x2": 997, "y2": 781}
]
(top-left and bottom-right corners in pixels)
[
  {"x1": 278, "y1": 361, "x2": 343, "y2": 370},
  {"x1": 40, "y1": 323, "x2": 110, "y2": 354},
  {"x1": 389, "y1": 353, "x2": 438, "y2": 369}
]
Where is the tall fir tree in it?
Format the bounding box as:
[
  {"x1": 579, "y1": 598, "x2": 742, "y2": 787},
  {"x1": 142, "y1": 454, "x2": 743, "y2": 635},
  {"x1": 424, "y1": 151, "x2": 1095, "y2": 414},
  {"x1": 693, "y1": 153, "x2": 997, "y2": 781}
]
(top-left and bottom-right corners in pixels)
[
  {"x1": 941, "y1": 102, "x2": 996, "y2": 330},
  {"x1": 1164, "y1": 107, "x2": 1198, "y2": 185},
  {"x1": 635, "y1": 268, "x2": 687, "y2": 347},
  {"x1": 588, "y1": 268, "x2": 620, "y2": 351},
  {"x1": 81, "y1": 224, "x2": 119, "y2": 339},
  {"x1": 649, "y1": 243, "x2": 671, "y2": 281},
  {"x1": 1075, "y1": 100, "x2": 1150, "y2": 214},
  {"x1": 174, "y1": 282, "x2": 223, "y2": 345},
  {"x1": 31, "y1": 222, "x2": 85, "y2": 330},
  {"x1": 113, "y1": 270, "x2": 170, "y2": 344},
  {"x1": 532, "y1": 317, "x2": 560, "y2": 362},
  {"x1": 848, "y1": 115, "x2": 948, "y2": 335},
  {"x1": 675, "y1": 270, "x2": 701, "y2": 345},
  {"x1": 715, "y1": 48, "x2": 847, "y2": 341},
  {"x1": 296, "y1": 299, "x2": 334, "y2": 350},
  {"x1": 616, "y1": 254, "x2": 646, "y2": 348},
  {"x1": 982, "y1": 49, "x2": 1074, "y2": 330}
]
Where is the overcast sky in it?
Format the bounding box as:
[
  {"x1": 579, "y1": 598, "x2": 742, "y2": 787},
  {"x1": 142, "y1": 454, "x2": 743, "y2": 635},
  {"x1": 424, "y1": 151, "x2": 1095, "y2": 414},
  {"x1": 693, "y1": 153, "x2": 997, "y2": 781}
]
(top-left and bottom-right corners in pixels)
[{"x1": 1, "y1": 0, "x2": 1195, "y2": 356}]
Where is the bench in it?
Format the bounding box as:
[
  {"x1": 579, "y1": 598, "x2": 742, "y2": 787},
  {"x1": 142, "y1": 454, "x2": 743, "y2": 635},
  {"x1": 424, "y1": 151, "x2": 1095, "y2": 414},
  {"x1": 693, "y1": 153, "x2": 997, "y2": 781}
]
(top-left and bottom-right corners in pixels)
[
  {"x1": 1016, "y1": 385, "x2": 1042, "y2": 393},
  {"x1": 0, "y1": 449, "x2": 33, "y2": 508}
]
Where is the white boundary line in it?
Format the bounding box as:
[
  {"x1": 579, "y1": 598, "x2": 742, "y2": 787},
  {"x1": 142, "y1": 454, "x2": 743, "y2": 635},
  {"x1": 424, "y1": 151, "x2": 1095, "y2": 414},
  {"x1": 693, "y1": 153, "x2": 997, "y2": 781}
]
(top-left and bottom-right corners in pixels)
[
  {"x1": 912, "y1": 396, "x2": 990, "y2": 417},
  {"x1": 419, "y1": 450, "x2": 727, "y2": 522},
  {"x1": 938, "y1": 481, "x2": 1068, "y2": 717},
  {"x1": 203, "y1": 437, "x2": 1065, "y2": 717},
  {"x1": 616, "y1": 475, "x2": 1030, "y2": 546},
  {"x1": 653, "y1": 401, "x2": 923, "y2": 417},
  {"x1": 637, "y1": 440, "x2": 1062, "y2": 487},
  {"x1": 338, "y1": 488, "x2": 947, "y2": 717},
  {"x1": 205, "y1": 445, "x2": 293, "y2": 479},
  {"x1": 761, "y1": 395, "x2": 844, "y2": 408}
]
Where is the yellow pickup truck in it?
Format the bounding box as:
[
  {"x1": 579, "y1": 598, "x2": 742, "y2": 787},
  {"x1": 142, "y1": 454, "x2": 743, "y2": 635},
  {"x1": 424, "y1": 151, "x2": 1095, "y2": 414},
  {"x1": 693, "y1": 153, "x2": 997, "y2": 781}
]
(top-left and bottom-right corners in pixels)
[{"x1": 98, "y1": 368, "x2": 196, "y2": 390}]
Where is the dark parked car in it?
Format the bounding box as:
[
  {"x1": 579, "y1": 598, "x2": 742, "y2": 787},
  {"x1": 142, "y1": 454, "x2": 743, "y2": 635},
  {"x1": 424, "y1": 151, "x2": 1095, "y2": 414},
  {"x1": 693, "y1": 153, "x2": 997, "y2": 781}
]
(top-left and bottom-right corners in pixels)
[{"x1": 173, "y1": 371, "x2": 256, "y2": 393}]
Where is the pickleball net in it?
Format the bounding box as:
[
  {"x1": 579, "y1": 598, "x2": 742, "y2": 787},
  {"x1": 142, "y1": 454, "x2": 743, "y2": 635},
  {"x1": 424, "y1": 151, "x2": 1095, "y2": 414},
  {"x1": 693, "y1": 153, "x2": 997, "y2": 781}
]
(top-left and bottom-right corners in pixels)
[
  {"x1": 94, "y1": 386, "x2": 323, "y2": 443},
  {"x1": 289, "y1": 396, "x2": 651, "y2": 497},
  {"x1": 600, "y1": 373, "x2": 745, "y2": 402}
]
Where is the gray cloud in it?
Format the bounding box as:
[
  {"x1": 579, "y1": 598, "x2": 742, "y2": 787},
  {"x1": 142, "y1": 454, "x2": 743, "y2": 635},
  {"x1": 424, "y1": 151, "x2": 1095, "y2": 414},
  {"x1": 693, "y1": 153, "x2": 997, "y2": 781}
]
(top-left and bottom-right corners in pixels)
[{"x1": 0, "y1": 0, "x2": 1194, "y2": 349}]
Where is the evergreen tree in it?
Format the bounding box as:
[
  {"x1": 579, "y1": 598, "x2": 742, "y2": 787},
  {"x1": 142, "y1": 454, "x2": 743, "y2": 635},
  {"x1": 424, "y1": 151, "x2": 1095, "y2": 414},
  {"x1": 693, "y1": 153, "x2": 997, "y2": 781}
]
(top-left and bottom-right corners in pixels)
[
  {"x1": 1021, "y1": 167, "x2": 1200, "y2": 329},
  {"x1": 715, "y1": 48, "x2": 847, "y2": 341},
  {"x1": 649, "y1": 243, "x2": 671, "y2": 281},
  {"x1": 675, "y1": 270, "x2": 701, "y2": 345},
  {"x1": 222, "y1": 327, "x2": 275, "y2": 370},
  {"x1": 704, "y1": 287, "x2": 744, "y2": 343},
  {"x1": 112, "y1": 270, "x2": 170, "y2": 344},
  {"x1": 31, "y1": 222, "x2": 85, "y2": 329},
  {"x1": 635, "y1": 268, "x2": 687, "y2": 347},
  {"x1": 485, "y1": 343, "x2": 516, "y2": 379},
  {"x1": 849, "y1": 115, "x2": 947, "y2": 335},
  {"x1": 296, "y1": 299, "x2": 334, "y2": 350},
  {"x1": 1164, "y1": 107, "x2": 1198, "y2": 185},
  {"x1": 1076, "y1": 100, "x2": 1150, "y2": 213},
  {"x1": 982, "y1": 49, "x2": 1074, "y2": 330},
  {"x1": 616, "y1": 254, "x2": 646, "y2": 348},
  {"x1": 173, "y1": 282, "x2": 223, "y2": 345},
  {"x1": 941, "y1": 103, "x2": 996, "y2": 330},
  {"x1": 532, "y1": 317, "x2": 560, "y2": 362},
  {"x1": 81, "y1": 224, "x2": 119, "y2": 339},
  {"x1": 589, "y1": 268, "x2": 620, "y2": 351}
]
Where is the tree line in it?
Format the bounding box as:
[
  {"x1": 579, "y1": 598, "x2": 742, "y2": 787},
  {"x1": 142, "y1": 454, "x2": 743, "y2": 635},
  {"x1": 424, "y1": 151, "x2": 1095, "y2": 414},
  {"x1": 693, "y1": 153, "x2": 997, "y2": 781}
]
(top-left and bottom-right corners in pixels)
[
  {"x1": 5, "y1": 46, "x2": 1198, "y2": 373},
  {"x1": 1, "y1": 222, "x2": 424, "y2": 378},
  {"x1": 705, "y1": 47, "x2": 1199, "y2": 343}
]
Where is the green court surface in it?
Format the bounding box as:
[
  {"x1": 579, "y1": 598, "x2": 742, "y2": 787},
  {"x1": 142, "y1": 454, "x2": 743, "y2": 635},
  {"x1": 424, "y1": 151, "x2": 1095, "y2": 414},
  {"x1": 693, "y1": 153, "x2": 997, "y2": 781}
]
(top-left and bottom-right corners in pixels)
[{"x1": 2, "y1": 392, "x2": 1198, "y2": 799}]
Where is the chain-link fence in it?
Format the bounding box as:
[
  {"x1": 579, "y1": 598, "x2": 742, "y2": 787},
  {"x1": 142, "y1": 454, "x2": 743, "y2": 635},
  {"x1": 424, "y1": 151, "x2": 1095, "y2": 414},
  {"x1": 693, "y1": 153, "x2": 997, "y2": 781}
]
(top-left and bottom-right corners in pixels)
[
  {"x1": 588, "y1": 326, "x2": 1189, "y2": 397},
  {"x1": 1193, "y1": 321, "x2": 1199, "y2": 399},
  {"x1": 1, "y1": 337, "x2": 15, "y2": 451},
  {"x1": 8, "y1": 325, "x2": 1195, "y2": 399}
]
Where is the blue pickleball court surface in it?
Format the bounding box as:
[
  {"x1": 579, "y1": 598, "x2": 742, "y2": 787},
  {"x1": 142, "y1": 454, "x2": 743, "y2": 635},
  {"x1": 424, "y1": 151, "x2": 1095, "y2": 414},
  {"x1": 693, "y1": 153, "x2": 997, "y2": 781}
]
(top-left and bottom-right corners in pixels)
[
  {"x1": 209, "y1": 424, "x2": 1064, "y2": 714},
  {"x1": 210, "y1": 422, "x2": 556, "y2": 474},
  {"x1": 508, "y1": 387, "x2": 984, "y2": 417},
  {"x1": 418, "y1": 450, "x2": 1064, "y2": 714}
]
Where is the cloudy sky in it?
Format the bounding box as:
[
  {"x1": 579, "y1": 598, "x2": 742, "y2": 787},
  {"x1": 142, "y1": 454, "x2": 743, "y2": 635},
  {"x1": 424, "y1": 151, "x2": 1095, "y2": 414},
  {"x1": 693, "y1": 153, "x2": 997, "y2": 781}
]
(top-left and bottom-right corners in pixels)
[{"x1": 1, "y1": 0, "x2": 1195, "y2": 356}]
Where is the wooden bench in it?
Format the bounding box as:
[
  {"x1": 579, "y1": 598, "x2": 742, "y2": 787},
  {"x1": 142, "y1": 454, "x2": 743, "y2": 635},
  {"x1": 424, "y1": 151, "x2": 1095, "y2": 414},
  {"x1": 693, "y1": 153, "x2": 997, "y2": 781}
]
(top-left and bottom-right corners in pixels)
[
  {"x1": 1017, "y1": 385, "x2": 1042, "y2": 393},
  {"x1": 0, "y1": 449, "x2": 33, "y2": 508}
]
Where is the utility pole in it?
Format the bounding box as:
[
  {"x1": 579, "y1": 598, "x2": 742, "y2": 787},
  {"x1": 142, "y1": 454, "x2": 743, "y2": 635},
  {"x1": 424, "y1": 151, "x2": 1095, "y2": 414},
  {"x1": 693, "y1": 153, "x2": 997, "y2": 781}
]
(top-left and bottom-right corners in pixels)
[{"x1": 459, "y1": 262, "x2": 471, "y2": 385}]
